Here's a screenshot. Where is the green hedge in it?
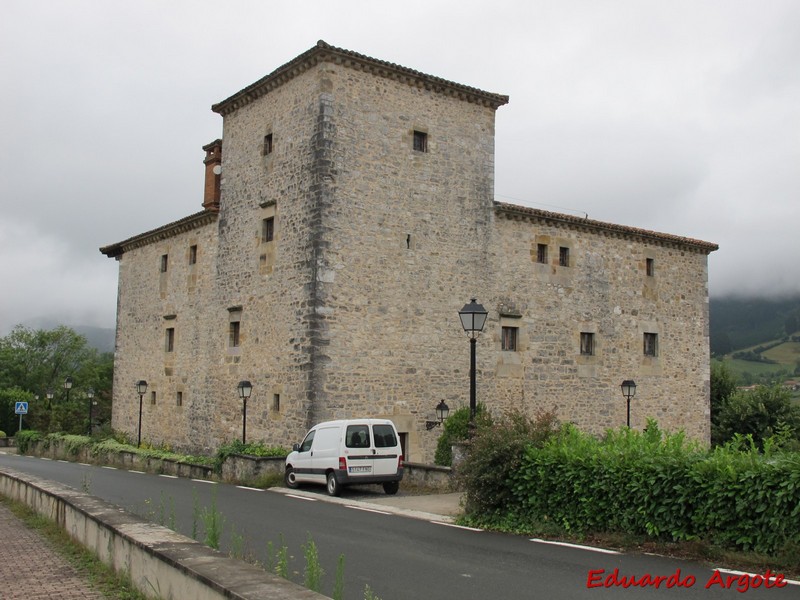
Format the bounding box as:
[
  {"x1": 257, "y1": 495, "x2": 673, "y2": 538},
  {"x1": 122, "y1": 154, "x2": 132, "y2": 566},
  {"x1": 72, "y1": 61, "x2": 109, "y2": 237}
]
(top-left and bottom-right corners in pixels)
[{"x1": 468, "y1": 423, "x2": 800, "y2": 555}]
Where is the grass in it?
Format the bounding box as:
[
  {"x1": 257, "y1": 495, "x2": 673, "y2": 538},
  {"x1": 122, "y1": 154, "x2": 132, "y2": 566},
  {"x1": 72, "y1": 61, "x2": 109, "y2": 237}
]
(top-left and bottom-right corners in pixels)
[{"x1": 0, "y1": 495, "x2": 149, "y2": 600}]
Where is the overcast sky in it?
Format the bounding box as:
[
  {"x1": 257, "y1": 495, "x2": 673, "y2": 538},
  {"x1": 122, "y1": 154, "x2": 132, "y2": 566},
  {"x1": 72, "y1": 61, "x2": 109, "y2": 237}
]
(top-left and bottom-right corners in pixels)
[{"x1": 1, "y1": 0, "x2": 798, "y2": 335}]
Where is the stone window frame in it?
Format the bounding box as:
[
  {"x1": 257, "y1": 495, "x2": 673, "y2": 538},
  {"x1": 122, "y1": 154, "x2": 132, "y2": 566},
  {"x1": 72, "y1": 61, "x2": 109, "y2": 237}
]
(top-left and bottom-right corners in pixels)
[
  {"x1": 189, "y1": 245, "x2": 198, "y2": 266},
  {"x1": 160, "y1": 254, "x2": 169, "y2": 273},
  {"x1": 150, "y1": 391, "x2": 157, "y2": 406},
  {"x1": 228, "y1": 306, "x2": 243, "y2": 355},
  {"x1": 646, "y1": 257, "x2": 655, "y2": 277}
]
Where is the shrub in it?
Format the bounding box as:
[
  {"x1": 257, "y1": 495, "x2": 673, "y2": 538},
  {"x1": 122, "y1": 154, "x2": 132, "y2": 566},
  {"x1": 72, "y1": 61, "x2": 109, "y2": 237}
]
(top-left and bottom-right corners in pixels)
[
  {"x1": 433, "y1": 404, "x2": 492, "y2": 466},
  {"x1": 485, "y1": 421, "x2": 800, "y2": 555},
  {"x1": 14, "y1": 430, "x2": 43, "y2": 453},
  {"x1": 214, "y1": 439, "x2": 289, "y2": 474},
  {"x1": 458, "y1": 409, "x2": 559, "y2": 517},
  {"x1": 0, "y1": 431, "x2": 6, "y2": 438}
]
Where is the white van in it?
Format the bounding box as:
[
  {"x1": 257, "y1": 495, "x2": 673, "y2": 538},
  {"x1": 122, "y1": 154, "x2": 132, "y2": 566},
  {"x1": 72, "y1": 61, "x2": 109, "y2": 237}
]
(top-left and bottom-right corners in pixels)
[{"x1": 284, "y1": 419, "x2": 404, "y2": 496}]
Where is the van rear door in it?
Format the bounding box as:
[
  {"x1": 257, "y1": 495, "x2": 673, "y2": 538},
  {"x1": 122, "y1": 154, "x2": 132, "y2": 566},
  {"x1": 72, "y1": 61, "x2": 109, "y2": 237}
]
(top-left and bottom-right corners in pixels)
[
  {"x1": 371, "y1": 422, "x2": 401, "y2": 476},
  {"x1": 344, "y1": 423, "x2": 374, "y2": 477}
]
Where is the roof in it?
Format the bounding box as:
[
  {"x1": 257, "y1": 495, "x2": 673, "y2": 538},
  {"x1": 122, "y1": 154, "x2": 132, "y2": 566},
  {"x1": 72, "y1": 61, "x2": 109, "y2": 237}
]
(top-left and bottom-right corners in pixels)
[
  {"x1": 99, "y1": 210, "x2": 218, "y2": 258},
  {"x1": 494, "y1": 201, "x2": 719, "y2": 254},
  {"x1": 212, "y1": 40, "x2": 510, "y2": 116}
]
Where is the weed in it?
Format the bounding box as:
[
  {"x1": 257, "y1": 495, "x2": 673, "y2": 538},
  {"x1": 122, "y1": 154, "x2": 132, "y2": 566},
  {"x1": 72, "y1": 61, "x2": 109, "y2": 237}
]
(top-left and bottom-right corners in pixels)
[{"x1": 303, "y1": 533, "x2": 324, "y2": 592}]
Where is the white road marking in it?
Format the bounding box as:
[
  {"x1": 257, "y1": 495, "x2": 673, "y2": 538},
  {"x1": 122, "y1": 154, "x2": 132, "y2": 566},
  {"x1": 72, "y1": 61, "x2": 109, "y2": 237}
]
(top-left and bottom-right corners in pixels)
[
  {"x1": 237, "y1": 486, "x2": 264, "y2": 491},
  {"x1": 346, "y1": 506, "x2": 391, "y2": 515},
  {"x1": 432, "y1": 521, "x2": 483, "y2": 532},
  {"x1": 286, "y1": 494, "x2": 316, "y2": 501},
  {"x1": 530, "y1": 539, "x2": 621, "y2": 555}
]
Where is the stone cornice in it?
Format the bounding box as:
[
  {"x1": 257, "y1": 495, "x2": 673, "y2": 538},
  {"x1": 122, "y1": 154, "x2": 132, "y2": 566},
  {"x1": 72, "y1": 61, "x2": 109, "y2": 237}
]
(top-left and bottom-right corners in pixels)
[
  {"x1": 212, "y1": 40, "x2": 510, "y2": 116},
  {"x1": 99, "y1": 210, "x2": 218, "y2": 259},
  {"x1": 494, "y1": 201, "x2": 719, "y2": 254}
]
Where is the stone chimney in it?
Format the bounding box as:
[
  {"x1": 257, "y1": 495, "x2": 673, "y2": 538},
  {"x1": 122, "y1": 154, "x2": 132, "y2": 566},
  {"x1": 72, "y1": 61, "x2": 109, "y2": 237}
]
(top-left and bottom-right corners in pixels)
[{"x1": 202, "y1": 139, "x2": 222, "y2": 212}]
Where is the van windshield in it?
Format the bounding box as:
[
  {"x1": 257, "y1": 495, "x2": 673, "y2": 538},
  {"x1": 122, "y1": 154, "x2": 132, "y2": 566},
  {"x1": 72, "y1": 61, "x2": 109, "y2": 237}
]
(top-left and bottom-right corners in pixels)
[
  {"x1": 372, "y1": 424, "x2": 397, "y2": 448},
  {"x1": 345, "y1": 425, "x2": 370, "y2": 448}
]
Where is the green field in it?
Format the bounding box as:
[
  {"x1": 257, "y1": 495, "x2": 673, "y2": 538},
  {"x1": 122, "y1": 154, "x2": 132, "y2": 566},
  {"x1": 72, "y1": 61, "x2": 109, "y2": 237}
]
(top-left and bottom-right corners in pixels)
[{"x1": 717, "y1": 340, "x2": 800, "y2": 391}]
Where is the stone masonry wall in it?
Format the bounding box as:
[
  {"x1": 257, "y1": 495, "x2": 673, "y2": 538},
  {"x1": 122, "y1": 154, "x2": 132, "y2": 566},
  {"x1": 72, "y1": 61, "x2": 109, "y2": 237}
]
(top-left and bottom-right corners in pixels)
[{"x1": 109, "y1": 51, "x2": 713, "y2": 463}]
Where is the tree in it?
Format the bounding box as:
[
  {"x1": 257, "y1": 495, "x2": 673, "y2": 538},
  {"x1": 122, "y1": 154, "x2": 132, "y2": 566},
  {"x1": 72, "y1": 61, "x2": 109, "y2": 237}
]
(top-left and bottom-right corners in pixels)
[
  {"x1": 714, "y1": 384, "x2": 800, "y2": 449},
  {"x1": 710, "y1": 362, "x2": 738, "y2": 446},
  {"x1": 0, "y1": 325, "x2": 113, "y2": 434}
]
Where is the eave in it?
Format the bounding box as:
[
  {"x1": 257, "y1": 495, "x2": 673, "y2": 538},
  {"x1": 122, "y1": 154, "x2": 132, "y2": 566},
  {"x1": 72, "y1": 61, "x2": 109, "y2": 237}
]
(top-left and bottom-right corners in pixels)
[
  {"x1": 494, "y1": 201, "x2": 719, "y2": 254},
  {"x1": 212, "y1": 40, "x2": 510, "y2": 116},
  {"x1": 99, "y1": 210, "x2": 218, "y2": 259}
]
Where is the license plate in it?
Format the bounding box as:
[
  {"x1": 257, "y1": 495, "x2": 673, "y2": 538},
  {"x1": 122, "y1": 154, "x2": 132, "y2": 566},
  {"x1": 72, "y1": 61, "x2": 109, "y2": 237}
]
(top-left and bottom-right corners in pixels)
[{"x1": 349, "y1": 466, "x2": 371, "y2": 474}]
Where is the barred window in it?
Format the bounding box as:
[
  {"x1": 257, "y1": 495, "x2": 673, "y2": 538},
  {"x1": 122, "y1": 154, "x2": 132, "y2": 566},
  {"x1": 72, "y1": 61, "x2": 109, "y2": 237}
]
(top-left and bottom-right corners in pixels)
[
  {"x1": 644, "y1": 332, "x2": 658, "y2": 357},
  {"x1": 580, "y1": 332, "x2": 595, "y2": 356},
  {"x1": 262, "y1": 217, "x2": 274, "y2": 243},
  {"x1": 537, "y1": 243, "x2": 548, "y2": 264},
  {"x1": 501, "y1": 326, "x2": 518, "y2": 351},
  {"x1": 413, "y1": 130, "x2": 428, "y2": 152},
  {"x1": 559, "y1": 246, "x2": 570, "y2": 267}
]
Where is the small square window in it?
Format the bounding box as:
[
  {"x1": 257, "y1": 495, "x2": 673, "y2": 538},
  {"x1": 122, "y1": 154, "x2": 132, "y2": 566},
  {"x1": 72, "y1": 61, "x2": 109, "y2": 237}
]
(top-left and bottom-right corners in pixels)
[
  {"x1": 413, "y1": 130, "x2": 428, "y2": 153},
  {"x1": 229, "y1": 321, "x2": 241, "y2": 348},
  {"x1": 273, "y1": 393, "x2": 280, "y2": 412},
  {"x1": 176, "y1": 391, "x2": 183, "y2": 407},
  {"x1": 263, "y1": 133, "x2": 273, "y2": 155},
  {"x1": 189, "y1": 245, "x2": 197, "y2": 265},
  {"x1": 559, "y1": 247, "x2": 570, "y2": 267},
  {"x1": 644, "y1": 332, "x2": 658, "y2": 357},
  {"x1": 580, "y1": 332, "x2": 595, "y2": 356},
  {"x1": 537, "y1": 243, "x2": 548, "y2": 264},
  {"x1": 160, "y1": 254, "x2": 168, "y2": 273},
  {"x1": 150, "y1": 391, "x2": 157, "y2": 405},
  {"x1": 165, "y1": 328, "x2": 175, "y2": 352},
  {"x1": 262, "y1": 217, "x2": 274, "y2": 243},
  {"x1": 501, "y1": 326, "x2": 518, "y2": 351},
  {"x1": 646, "y1": 258, "x2": 655, "y2": 277}
]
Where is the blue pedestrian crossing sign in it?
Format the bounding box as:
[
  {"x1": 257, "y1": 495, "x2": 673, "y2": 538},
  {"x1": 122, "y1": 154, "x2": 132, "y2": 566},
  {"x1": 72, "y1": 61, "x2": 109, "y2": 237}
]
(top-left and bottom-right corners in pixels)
[{"x1": 15, "y1": 402, "x2": 28, "y2": 415}]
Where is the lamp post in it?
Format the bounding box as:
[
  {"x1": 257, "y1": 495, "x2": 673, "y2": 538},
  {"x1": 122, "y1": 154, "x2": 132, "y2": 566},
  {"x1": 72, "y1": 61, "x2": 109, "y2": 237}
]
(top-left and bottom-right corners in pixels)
[
  {"x1": 136, "y1": 380, "x2": 148, "y2": 448},
  {"x1": 620, "y1": 380, "x2": 637, "y2": 428},
  {"x1": 87, "y1": 388, "x2": 95, "y2": 436},
  {"x1": 64, "y1": 376, "x2": 73, "y2": 402},
  {"x1": 46, "y1": 389, "x2": 54, "y2": 409},
  {"x1": 425, "y1": 400, "x2": 450, "y2": 430},
  {"x1": 237, "y1": 381, "x2": 253, "y2": 444},
  {"x1": 458, "y1": 298, "x2": 488, "y2": 424}
]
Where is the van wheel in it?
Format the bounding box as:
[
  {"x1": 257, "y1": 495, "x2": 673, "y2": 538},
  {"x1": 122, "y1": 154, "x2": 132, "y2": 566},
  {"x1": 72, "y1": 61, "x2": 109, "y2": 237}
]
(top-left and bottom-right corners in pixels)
[
  {"x1": 382, "y1": 481, "x2": 399, "y2": 495},
  {"x1": 285, "y1": 467, "x2": 299, "y2": 489},
  {"x1": 326, "y1": 472, "x2": 341, "y2": 497}
]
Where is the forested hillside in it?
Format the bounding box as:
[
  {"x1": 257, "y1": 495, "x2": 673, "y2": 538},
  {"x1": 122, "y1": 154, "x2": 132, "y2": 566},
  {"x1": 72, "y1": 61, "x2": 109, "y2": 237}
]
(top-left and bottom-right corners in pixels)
[{"x1": 710, "y1": 295, "x2": 800, "y2": 356}]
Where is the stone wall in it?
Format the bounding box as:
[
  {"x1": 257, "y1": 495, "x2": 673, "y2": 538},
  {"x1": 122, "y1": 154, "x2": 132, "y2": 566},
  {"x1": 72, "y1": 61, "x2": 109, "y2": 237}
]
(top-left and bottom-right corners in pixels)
[{"x1": 106, "y1": 44, "x2": 714, "y2": 463}]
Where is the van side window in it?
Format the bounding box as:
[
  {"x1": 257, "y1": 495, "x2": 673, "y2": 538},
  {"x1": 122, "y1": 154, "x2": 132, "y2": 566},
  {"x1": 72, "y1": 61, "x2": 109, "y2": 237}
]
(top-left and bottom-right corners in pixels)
[
  {"x1": 346, "y1": 425, "x2": 370, "y2": 448},
  {"x1": 299, "y1": 430, "x2": 315, "y2": 453},
  {"x1": 373, "y1": 424, "x2": 398, "y2": 448}
]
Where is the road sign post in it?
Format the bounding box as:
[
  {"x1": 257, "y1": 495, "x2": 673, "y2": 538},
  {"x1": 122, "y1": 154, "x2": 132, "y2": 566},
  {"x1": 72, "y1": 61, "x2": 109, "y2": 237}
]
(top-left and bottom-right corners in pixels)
[{"x1": 15, "y1": 401, "x2": 28, "y2": 434}]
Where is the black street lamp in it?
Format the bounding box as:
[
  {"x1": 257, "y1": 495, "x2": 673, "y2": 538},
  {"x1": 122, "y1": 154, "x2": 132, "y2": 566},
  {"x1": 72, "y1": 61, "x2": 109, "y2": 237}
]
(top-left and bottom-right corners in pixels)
[
  {"x1": 620, "y1": 380, "x2": 637, "y2": 428},
  {"x1": 64, "y1": 376, "x2": 73, "y2": 402},
  {"x1": 425, "y1": 400, "x2": 450, "y2": 430},
  {"x1": 87, "y1": 388, "x2": 95, "y2": 436},
  {"x1": 237, "y1": 380, "x2": 253, "y2": 444},
  {"x1": 136, "y1": 380, "x2": 148, "y2": 447},
  {"x1": 458, "y1": 298, "x2": 488, "y2": 424},
  {"x1": 46, "y1": 389, "x2": 54, "y2": 409}
]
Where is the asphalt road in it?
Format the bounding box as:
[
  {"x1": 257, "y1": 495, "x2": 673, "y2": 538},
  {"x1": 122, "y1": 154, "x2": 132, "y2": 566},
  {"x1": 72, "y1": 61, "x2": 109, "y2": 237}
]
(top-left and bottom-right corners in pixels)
[{"x1": 1, "y1": 452, "x2": 796, "y2": 600}]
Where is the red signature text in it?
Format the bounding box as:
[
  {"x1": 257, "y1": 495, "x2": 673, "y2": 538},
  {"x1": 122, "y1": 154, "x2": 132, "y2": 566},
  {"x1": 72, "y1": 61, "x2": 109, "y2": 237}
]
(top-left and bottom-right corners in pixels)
[{"x1": 587, "y1": 568, "x2": 787, "y2": 592}]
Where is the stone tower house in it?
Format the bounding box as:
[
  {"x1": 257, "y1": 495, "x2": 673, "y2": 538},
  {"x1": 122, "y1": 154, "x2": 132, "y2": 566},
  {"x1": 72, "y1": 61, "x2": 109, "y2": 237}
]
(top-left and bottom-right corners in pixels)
[{"x1": 101, "y1": 41, "x2": 717, "y2": 462}]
